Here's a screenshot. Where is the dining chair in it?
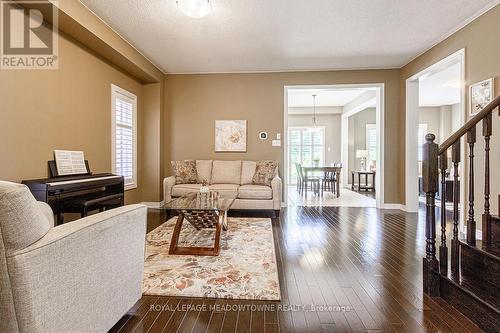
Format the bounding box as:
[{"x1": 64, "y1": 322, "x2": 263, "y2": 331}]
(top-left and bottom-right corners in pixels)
[
  {"x1": 294, "y1": 162, "x2": 304, "y2": 194},
  {"x1": 321, "y1": 163, "x2": 342, "y2": 197},
  {"x1": 298, "y1": 163, "x2": 320, "y2": 197},
  {"x1": 322, "y1": 171, "x2": 336, "y2": 195}
]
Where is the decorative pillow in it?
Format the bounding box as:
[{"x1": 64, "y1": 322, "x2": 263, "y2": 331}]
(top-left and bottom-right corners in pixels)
[
  {"x1": 171, "y1": 160, "x2": 198, "y2": 184},
  {"x1": 252, "y1": 160, "x2": 278, "y2": 186}
]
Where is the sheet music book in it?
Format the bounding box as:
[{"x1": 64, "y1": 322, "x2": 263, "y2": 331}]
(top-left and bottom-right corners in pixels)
[{"x1": 54, "y1": 150, "x2": 87, "y2": 176}]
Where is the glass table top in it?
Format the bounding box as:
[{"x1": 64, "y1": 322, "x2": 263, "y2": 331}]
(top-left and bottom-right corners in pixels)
[{"x1": 159, "y1": 191, "x2": 237, "y2": 212}]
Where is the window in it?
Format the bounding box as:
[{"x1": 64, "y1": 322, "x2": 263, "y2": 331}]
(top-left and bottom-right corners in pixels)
[
  {"x1": 418, "y1": 123, "x2": 428, "y2": 161},
  {"x1": 287, "y1": 127, "x2": 325, "y2": 184},
  {"x1": 111, "y1": 84, "x2": 137, "y2": 190},
  {"x1": 365, "y1": 124, "x2": 377, "y2": 167}
]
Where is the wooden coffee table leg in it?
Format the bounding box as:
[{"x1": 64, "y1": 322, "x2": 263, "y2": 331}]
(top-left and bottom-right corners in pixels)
[
  {"x1": 169, "y1": 214, "x2": 184, "y2": 254},
  {"x1": 169, "y1": 212, "x2": 225, "y2": 256},
  {"x1": 213, "y1": 217, "x2": 223, "y2": 256},
  {"x1": 222, "y1": 211, "x2": 228, "y2": 231}
]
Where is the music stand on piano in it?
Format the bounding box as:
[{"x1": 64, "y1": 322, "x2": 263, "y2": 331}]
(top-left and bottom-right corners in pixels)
[{"x1": 48, "y1": 160, "x2": 92, "y2": 178}]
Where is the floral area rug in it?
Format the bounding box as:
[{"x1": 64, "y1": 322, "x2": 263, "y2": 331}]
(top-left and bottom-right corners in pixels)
[{"x1": 142, "y1": 217, "x2": 281, "y2": 301}]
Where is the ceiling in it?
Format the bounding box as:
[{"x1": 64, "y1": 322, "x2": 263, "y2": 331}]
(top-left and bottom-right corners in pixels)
[
  {"x1": 419, "y1": 62, "x2": 461, "y2": 106},
  {"x1": 288, "y1": 88, "x2": 371, "y2": 108},
  {"x1": 80, "y1": 0, "x2": 499, "y2": 73}
]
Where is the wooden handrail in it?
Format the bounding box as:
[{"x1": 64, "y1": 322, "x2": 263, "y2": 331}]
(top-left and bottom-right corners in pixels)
[{"x1": 439, "y1": 94, "x2": 500, "y2": 154}]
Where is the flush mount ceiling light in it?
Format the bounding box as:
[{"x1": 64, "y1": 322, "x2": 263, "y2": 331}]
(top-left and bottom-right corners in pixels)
[{"x1": 176, "y1": 0, "x2": 212, "y2": 18}]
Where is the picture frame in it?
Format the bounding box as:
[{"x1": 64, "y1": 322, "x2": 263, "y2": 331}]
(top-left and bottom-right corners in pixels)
[
  {"x1": 469, "y1": 78, "x2": 494, "y2": 116},
  {"x1": 215, "y1": 120, "x2": 247, "y2": 152}
]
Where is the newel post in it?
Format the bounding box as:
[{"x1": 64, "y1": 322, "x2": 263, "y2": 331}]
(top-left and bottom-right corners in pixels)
[{"x1": 422, "y1": 134, "x2": 440, "y2": 296}]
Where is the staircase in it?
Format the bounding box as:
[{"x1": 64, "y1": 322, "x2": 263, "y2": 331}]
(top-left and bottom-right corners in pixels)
[{"x1": 422, "y1": 94, "x2": 500, "y2": 332}]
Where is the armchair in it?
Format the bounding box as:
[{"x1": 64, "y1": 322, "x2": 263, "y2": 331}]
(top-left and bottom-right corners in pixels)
[{"x1": 0, "y1": 181, "x2": 147, "y2": 333}]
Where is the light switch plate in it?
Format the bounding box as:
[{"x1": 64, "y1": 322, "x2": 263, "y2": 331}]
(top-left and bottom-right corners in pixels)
[
  {"x1": 272, "y1": 140, "x2": 281, "y2": 147},
  {"x1": 276, "y1": 133, "x2": 281, "y2": 140}
]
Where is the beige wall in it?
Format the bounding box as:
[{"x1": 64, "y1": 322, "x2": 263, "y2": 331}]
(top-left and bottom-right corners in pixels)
[
  {"x1": 0, "y1": 33, "x2": 149, "y2": 204},
  {"x1": 419, "y1": 107, "x2": 442, "y2": 141},
  {"x1": 401, "y1": 5, "x2": 500, "y2": 219},
  {"x1": 142, "y1": 83, "x2": 164, "y2": 201},
  {"x1": 348, "y1": 108, "x2": 376, "y2": 177},
  {"x1": 53, "y1": 0, "x2": 163, "y2": 83},
  {"x1": 164, "y1": 70, "x2": 401, "y2": 203}
]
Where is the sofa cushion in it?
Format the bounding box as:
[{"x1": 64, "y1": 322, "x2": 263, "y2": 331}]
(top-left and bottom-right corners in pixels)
[
  {"x1": 171, "y1": 184, "x2": 202, "y2": 197},
  {"x1": 208, "y1": 184, "x2": 240, "y2": 194},
  {"x1": 241, "y1": 161, "x2": 257, "y2": 185},
  {"x1": 196, "y1": 160, "x2": 212, "y2": 183},
  {"x1": 0, "y1": 181, "x2": 51, "y2": 253},
  {"x1": 210, "y1": 160, "x2": 242, "y2": 184},
  {"x1": 252, "y1": 160, "x2": 278, "y2": 186},
  {"x1": 171, "y1": 160, "x2": 198, "y2": 184},
  {"x1": 238, "y1": 185, "x2": 272, "y2": 200}
]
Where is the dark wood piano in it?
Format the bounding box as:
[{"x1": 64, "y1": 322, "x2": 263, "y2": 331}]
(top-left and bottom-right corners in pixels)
[{"x1": 22, "y1": 160, "x2": 124, "y2": 225}]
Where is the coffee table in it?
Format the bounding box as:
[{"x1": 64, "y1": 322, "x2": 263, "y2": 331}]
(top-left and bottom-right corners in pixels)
[{"x1": 159, "y1": 191, "x2": 237, "y2": 256}]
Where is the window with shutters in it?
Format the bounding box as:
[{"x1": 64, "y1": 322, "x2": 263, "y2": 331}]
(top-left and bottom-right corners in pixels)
[
  {"x1": 287, "y1": 127, "x2": 325, "y2": 184},
  {"x1": 365, "y1": 124, "x2": 377, "y2": 167},
  {"x1": 111, "y1": 85, "x2": 137, "y2": 190}
]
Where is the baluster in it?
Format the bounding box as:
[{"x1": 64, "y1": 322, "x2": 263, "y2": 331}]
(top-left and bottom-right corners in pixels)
[
  {"x1": 439, "y1": 152, "x2": 448, "y2": 275},
  {"x1": 422, "y1": 134, "x2": 440, "y2": 296},
  {"x1": 467, "y1": 127, "x2": 476, "y2": 246},
  {"x1": 451, "y1": 141, "x2": 460, "y2": 277},
  {"x1": 482, "y1": 113, "x2": 492, "y2": 247}
]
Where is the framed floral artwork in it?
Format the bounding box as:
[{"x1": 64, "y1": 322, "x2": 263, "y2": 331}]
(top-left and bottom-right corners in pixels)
[
  {"x1": 215, "y1": 120, "x2": 247, "y2": 152},
  {"x1": 470, "y1": 78, "x2": 494, "y2": 116}
]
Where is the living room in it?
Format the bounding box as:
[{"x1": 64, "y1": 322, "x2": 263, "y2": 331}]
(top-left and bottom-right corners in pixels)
[{"x1": 1, "y1": 1, "x2": 500, "y2": 332}]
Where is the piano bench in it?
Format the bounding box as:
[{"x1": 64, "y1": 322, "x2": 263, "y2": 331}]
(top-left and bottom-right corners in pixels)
[{"x1": 58, "y1": 193, "x2": 124, "y2": 223}]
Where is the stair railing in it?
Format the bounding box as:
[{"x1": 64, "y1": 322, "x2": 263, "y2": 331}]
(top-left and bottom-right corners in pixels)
[{"x1": 422, "y1": 94, "x2": 500, "y2": 296}]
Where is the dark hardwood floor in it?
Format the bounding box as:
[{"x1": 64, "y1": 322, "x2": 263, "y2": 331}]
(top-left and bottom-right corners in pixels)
[{"x1": 109, "y1": 206, "x2": 481, "y2": 333}]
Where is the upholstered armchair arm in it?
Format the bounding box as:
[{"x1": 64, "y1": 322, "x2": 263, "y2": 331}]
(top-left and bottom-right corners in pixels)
[
  {"x1": 37, "y1": 201, "x2": 54, "y2": 227},
  {"x1": 271, "y1": 175, "x2": 282, "y2": 210},
  {"x1": 163, "y1": 176, "x2": 176, "y2": 203},
  {"x1": 7, "y1": 205, "x2": 147, "y2": 332}
]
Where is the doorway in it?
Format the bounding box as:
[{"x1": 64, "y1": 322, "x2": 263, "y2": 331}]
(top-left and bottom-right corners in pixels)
[
  {"x1": 405, "y1": 49, "x2": 465, "y2": 231},
  {"x1": 283, "y1": 84, "x2": 384, "y2": 208}
]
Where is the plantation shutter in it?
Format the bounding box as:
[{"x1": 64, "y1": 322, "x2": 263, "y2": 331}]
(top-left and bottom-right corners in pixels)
[
  {"x1": 112, "y1": 85, "x2": 137, "y2": 189},
  {"x1": 365, "y1": 124, "x2": 377, "y2": 165}
]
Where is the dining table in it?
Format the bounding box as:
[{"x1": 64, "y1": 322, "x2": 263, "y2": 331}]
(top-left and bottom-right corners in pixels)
[{"x1": 302, "y1": 166, "x2": 342, "y2": 197}]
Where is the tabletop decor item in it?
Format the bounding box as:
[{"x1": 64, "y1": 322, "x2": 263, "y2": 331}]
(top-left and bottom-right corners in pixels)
[
  {"x1": 356, "y1": 149, "x2": 368, "y2": 171},
  {"x1": 199, "y1": 179, "x2": 209, "y2": 193}
]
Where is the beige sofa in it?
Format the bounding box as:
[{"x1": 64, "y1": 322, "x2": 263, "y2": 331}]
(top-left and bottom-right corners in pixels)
[
  {"x1": 0, "y1": 181, "x2": 147, "y2": 333},
  {"x1": 164, "y1": 160, "x2": 282, "y2": 214}
]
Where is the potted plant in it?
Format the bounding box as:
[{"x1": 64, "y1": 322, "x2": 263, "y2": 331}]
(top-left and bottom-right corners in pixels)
[{"x1": 313, "y1": 157, "x2": 320, "y2": 167}]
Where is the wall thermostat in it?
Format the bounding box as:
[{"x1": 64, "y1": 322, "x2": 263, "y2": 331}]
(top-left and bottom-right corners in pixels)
[{"x1": 259, "y1": 132, "x2": 268, "y2": 140}]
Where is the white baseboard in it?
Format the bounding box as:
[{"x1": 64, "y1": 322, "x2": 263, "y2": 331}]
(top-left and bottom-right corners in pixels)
[
  {"x1": 139, "y1": 201, "x2": 164, "y2": 208},
  {"x1": 381, "y1": 203, "x2": 406, "y2": 211}
]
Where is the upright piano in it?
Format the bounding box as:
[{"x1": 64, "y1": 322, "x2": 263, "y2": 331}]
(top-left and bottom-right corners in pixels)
[{"x1": 23, "y1": 161, "x2": 124, "y2": 225}]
